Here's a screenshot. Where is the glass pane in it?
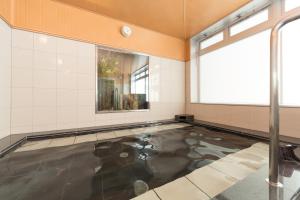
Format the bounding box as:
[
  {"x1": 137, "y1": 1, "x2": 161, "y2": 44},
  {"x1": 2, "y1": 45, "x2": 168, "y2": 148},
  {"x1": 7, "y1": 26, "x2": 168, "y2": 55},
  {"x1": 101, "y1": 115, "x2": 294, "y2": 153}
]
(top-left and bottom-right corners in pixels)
[
  {"x1": 200, "y1": 32, "x2": 224, "y2": 49},
  {"x1": 285, "y1": 0, "x2": 300, "y2": 11},
  {"x1": 281, "y1": 19, "x2": 300, "y2": 106},
  {"x1": 97, "y1": 48, "x2": 149, "y2": 112},
  {"x1": 230, "y1": 10, "x2": 269, "y2": 36},
  {"x1": 199, "y1": 30, "x2": 270, "y2": 105}
]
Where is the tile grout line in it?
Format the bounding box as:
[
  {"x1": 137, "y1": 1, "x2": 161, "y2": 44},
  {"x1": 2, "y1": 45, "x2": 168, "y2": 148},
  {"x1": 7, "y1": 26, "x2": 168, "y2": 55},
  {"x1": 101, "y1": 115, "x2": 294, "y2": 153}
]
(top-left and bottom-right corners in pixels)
[
  {"x1": 208, "y1": 161, "x2": 244, "y2": 180},
  {"x1": 152, "y1": 189, "x2": 162, "y2": 200},
  {"x1": 207, "y1": 148, "x2": 260, "y2": 181},
  {"x1": 185, "y1": 176, "x2": 212, "y2": 199}
]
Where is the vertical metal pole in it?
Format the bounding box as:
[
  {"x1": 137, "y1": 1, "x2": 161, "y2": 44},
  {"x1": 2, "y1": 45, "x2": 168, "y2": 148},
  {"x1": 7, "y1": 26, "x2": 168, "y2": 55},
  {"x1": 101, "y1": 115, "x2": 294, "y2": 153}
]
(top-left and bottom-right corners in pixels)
[
  {"x1": 268, "y1": 13, "x2": 300, "y2": 187},
  {"x1": 268, "y1": 25, "x2": 281, "y2": 187}
]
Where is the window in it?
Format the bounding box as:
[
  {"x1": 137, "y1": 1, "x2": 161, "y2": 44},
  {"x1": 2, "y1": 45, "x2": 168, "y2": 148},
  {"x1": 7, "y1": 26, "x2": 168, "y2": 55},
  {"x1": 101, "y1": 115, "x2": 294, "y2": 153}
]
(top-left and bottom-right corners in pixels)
[
  {"x1": 281, "y1": 19, "x2": 300, "y2": 106},
  {"x1": 285, "y1": 0, "x2": 300, "y2": 11},
  {"x1": 97, "y1": 48, "x2": 149, "y2": 112},
  {"x1": 230, "y1": 9, "x2": 269, "y2": 36},
  {"x1": 199, "y1": 30, "x2": 270, "y2": 105},
  {"x1": 131, "y1": 65, "x2": 149, "y2": 101},
  {"x1": 200, "y1": 32, "x2": 224, "y2": 49}
]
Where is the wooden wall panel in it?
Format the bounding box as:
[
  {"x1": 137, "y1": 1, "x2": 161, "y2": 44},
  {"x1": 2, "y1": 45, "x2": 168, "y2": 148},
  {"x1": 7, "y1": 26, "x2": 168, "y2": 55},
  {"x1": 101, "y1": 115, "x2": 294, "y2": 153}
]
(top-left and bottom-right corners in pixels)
[
  {"x1": 0, "y1": 0, "x2": 12, "y2": 23},
  {"x1": 11, "y1": 0, "x2": 186, "y2": 61}
]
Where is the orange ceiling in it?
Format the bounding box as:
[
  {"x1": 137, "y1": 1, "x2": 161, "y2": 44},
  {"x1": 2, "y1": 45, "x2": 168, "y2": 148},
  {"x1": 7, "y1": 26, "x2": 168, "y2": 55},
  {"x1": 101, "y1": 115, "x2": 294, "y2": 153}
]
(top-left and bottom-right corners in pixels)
[{"x1": 55, "y1": 0, "x2": 251, "y2": 39}]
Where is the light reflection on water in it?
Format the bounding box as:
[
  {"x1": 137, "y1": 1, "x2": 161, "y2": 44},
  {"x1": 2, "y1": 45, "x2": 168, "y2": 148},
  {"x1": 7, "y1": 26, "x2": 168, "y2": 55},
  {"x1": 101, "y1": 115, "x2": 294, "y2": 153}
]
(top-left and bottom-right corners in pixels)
[{"x1": 92, "y1": 125, "x2": 258, "y2": 199}]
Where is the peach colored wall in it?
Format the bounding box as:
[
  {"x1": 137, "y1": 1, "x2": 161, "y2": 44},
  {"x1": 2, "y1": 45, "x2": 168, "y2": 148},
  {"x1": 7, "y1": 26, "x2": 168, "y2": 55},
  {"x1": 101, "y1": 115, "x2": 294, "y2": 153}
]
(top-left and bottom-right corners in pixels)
[
  {"x1": 0, "y1": 0, "x2": 186, "y2": 61},
  {"x1": 185, "y1": 62, "x2": 300, "y2": 139},
  {"x1": 0, "y1": 0, "x2": 12, "y2": 23}
]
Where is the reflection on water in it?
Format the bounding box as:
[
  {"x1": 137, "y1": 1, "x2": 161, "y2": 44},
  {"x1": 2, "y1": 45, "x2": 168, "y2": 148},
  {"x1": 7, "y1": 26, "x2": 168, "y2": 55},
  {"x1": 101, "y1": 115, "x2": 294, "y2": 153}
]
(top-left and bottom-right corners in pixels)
[
  {"x1": 0, "y1": 125, "x2": 259, "y2": 200},
  {"x1": 91, "y1": 126, "x2": 258, "y2": 199}
]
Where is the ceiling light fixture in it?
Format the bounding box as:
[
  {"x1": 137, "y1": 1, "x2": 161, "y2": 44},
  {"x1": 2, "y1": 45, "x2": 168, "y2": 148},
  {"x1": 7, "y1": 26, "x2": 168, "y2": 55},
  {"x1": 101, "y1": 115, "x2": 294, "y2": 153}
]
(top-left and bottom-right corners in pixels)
[{"x1": 121, "y1": 25, "x2": 132, "y2": 38}]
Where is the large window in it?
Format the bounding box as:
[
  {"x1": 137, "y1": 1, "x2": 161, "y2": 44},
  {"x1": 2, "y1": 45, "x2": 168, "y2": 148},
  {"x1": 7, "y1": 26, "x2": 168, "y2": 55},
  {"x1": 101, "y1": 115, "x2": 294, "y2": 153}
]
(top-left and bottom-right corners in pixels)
[
  {"x1": 97, "y1": 48, "x2": 149, "y2": 112},
  {"x1": 199, "y1": 30, "x2": 270, "y2": 105},
  {"x1": 192, "y1": 1, "x2": 300, "y2": 107},
  {"x1": 281, "y1": 19, "x2": 300, "y2": 106}
]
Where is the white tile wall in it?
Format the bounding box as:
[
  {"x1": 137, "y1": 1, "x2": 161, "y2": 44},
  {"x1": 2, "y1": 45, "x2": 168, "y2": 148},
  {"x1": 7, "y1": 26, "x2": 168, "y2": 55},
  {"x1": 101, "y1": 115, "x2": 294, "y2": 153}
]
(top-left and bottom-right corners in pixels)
[
  {"x1": 10, "y1": 29, "x2": 185, "y2": 135},
  {"x1": 0, "y1": 18, "x2": 11, "y2": 140}
]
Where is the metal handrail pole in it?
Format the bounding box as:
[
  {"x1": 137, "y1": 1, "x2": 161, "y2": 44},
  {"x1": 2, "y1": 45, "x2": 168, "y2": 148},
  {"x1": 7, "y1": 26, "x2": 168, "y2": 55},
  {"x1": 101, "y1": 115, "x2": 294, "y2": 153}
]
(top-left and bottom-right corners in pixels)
[{"x1": 268, "y1": 12, "x2": 300, "y2": 187}]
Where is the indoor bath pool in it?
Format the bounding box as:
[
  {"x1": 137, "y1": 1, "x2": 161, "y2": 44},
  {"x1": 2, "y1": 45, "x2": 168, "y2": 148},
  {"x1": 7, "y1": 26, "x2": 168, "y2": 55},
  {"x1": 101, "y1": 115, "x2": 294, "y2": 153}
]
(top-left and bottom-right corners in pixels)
[{"x1": 0, "y1": 123, "x2": 268, "y2": 200}]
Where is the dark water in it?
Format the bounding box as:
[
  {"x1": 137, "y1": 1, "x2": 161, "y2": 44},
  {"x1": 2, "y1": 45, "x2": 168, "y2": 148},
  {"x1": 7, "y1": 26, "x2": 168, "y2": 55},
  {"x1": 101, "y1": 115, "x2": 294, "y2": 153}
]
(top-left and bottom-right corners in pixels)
[{"x1": 0, "y1": 125, "x2": 260, "y2": 200}]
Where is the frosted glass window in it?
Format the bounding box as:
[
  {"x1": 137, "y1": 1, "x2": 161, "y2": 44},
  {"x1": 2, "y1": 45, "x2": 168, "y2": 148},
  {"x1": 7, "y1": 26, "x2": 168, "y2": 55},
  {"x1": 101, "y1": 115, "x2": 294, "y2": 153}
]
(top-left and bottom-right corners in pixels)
[
  {"x1": 230, "y1": 10, "x2": 269, "y2": 36},
  {"x1": 285, "y1": 0, "x2": 300, "y2": 11},
  {"x1": 281, "y1": 19, "x2": 300, "y2": 106},
  {"x1": 200, "y1": 32, "x2": 224, "y2": 49},
  {"x1": 199, "y1": 30, "x2": 270, "y2": 105}
]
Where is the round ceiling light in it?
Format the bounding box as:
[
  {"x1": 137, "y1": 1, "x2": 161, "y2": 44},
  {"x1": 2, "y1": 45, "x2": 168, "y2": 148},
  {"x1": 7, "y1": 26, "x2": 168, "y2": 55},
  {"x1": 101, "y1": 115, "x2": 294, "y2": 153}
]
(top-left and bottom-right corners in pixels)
[{"x1": 121, "y1": 25, "x2": 132, "y2": 38}]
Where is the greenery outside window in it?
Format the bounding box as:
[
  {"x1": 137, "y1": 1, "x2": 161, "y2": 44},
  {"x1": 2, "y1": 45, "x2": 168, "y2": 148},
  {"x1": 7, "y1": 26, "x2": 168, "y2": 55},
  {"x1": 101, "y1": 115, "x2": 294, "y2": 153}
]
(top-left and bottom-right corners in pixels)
[{"x1": 96, "y1": 47, "x2": 150, "y2": 112}]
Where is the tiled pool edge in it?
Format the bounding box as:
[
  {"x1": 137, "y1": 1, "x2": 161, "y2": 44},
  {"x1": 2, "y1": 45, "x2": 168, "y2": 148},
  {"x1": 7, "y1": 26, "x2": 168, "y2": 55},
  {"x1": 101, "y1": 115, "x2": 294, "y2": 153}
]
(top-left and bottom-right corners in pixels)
[
  {"x1": 2, "y1": 117, "x2": 287, "y2": 157},
  {"x1": 132, "y1": 143, "x2": 269, "y2": 200},
  {"x1": 14, "y1": 123, "x2": 191, "y2": 152},
  {"x1": 0, "y1": 119, "x2": 176, "y2": 157}
]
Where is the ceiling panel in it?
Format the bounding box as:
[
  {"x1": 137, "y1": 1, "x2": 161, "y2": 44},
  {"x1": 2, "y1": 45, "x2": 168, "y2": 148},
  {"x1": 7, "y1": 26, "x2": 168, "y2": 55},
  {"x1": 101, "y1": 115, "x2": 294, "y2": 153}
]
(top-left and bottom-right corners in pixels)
[{"x1": 55, "y1": 0, "x2": 251, "y2": 39}]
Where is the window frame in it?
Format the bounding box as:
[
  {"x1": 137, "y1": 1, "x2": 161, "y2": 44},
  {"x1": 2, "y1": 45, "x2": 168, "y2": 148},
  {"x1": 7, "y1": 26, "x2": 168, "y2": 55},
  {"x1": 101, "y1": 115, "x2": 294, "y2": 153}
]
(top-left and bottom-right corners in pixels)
[
  {"x1": 191, "y1": 0, "x2": 300, "y2": 108},
  {"x1": 95, "y1": 46, "x2": 151, "y2": 114},
  {"x1": 130, "y1": 64, "x2": 149, "y2": 101}
]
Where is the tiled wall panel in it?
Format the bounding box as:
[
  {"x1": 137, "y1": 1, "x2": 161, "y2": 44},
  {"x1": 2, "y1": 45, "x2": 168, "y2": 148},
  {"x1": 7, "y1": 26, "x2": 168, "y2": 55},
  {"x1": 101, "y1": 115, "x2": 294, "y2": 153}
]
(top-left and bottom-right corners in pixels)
[
  {"x1": 11, "y1": 29, "x2": 186, "y2": 134},
  {"x1": 0, "y1": 18, "x2": 11, "y2": 140}
]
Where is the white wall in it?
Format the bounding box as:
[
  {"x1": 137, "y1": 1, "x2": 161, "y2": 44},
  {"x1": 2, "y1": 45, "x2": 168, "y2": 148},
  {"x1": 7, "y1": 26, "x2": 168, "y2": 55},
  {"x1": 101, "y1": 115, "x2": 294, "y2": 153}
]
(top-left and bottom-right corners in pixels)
[
  {"x1": 0, "y1": 18, "x2": 11, "y2": 140},
  {"x1": 11, "y1": 29, "x2": 185, "y2": 134}
]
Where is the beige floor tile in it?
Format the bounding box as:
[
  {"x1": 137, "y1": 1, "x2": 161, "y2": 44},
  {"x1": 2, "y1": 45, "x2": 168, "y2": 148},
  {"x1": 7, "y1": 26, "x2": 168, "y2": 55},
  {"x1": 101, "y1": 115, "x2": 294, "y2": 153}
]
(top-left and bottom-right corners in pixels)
[
  {"x1": 241, "y1": 146, "x2": 269, "y2": 159},
  {"x1": 97, "y1": 131, "x2": 118, "y2": 140},
  {"x1": 74, "y1": 134, "x2": 97, "y2": 144},
  {"x1": 114, "y1": 129, "x2": 134, "y2": 137},
  {"x1": 48, "y1": 137, "x2": 75, "y2": 148},
  {"x1": 131, "y1": 128, "x2": 146, "y2": 135},
  {"x1": 172, "y1": 124, "x2": 189, "y2": 129},
  {"x1": 21, "y1": 141, "x2": 40, "y2": 147},
  {"x1": 131, "y1": 190, "x2": 160, "y2": 200},
  {"x1": 252, "y1": 142, "x2": 269, "y2": 151},
  {"x1": 227, "y1": 148, "x2": 268, "y2": 170},
  {"x1": 144, "y1": 126, "x2": 160, "y2": 134},
  {"x1": 154, "y1": 177, "x2": 209, "y2": 200},
  {"x1": 186, "y1": 166, "x2": 238, "y2": 198},
  {"x1": 15, "y1": 139, "x2": 52, "y2": 152},
  {"x1": 209, "y1": 157, "x2": 255, "y2": 180},
  {"x1": 177, "y1": 123, "x2": 190, "y2": 126}
]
